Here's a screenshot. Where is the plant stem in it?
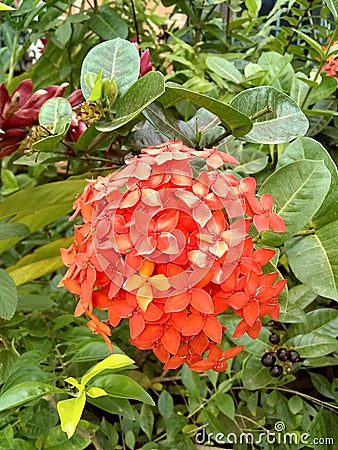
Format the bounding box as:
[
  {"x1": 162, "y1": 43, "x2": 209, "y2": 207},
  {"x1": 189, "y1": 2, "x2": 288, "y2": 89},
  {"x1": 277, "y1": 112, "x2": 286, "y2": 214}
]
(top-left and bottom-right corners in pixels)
[
  {"x1": 250, "y1": 105, "x2": 273, "y2": 121},
  {"x1": 283, "y1": 2, "x2": 312, "y2": 55}
]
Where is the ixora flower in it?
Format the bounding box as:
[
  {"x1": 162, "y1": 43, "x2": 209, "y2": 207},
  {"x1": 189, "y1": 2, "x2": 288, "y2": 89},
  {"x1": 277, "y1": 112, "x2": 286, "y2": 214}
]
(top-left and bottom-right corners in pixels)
[
  {"x1": 0, "y1": 79, "x2": 83, "y2": 158},
  {"x1": 59, "y1": 140, "x2": 286, "y2": 373}
]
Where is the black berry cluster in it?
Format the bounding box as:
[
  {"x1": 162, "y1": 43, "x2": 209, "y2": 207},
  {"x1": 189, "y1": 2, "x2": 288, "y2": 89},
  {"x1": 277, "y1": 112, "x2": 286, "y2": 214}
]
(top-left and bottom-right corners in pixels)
[{"x1": 261, "y1": 333, "x2": 300, "y2": 377}]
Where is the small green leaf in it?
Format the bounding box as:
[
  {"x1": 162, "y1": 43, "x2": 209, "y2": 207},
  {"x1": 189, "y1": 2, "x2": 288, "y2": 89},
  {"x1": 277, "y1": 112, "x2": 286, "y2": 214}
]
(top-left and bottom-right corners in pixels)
[
  {"x1": 96, "y1": 71, "x2": 165, "y2": 132},
  {"x1": 1, "y1": 168, "x2": 19, "y2": 195},
  {"x1": 140, "y1": 404, "x2": 154, "y2": 441},
  {"x1": 39, "y1": 97, "x2": 72, "y2": 135},
  {"x1": 288, "y1": 395, "x2": 303, "y2": 415},
  {"x1": 81, "y1": 354, "x2": 134, "y2": 386},
  {"x1": 0, "y1": 269, "x2": 18, "y2": 320},
  {"x1": 214, "y1": 393, "x2": 235, "y2": 421},
  {"x1": 206, "y1": 56, "x2": 243, "y2": 83},
  {"x1": 64, "y1": 377, "x2": 84, "y2": 392},
  {"x1": 158, "y1": 390, "x2": 174, "y2": 420},
  {"x1": 0, "y1": 382, "x2": 64, "y2": 411},
  {"x1": 86, "y1": 387, "x2": 108, "y2": 398},
  {"x1": 57, "y1": 393, "x2": 86, "y2": 439},
  {"x1": 87, "y1": 5, "x2": 128, "y2": 40}
]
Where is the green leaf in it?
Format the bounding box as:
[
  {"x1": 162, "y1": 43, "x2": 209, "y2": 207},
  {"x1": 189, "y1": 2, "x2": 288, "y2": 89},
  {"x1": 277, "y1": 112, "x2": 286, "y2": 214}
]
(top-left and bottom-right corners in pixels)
[
  {"x1": 277, "y1": 137, "x2": 338, "y2": 228},
  {"x1": 57, "y1": 394, "x2": 86, "y2": 439},
  {"x1": 0, "y1": 3, "x2": 15, "y2": 10},
  {"x1": 161, "y1": 82, "x2": 253, "y2": 137},
  {"x1": 86, "y1": 387, "x2": 107, "y2": 398},
  {"x1": 54, "y1": 20, "x2": 72, "y2": 47},
  {"x1": 43, "y1": 423, "x2": 91, "y2": 449},
  {"x1": 285, "y1": 333, "x2": 338, "y2": 358},
  {"x1": 80, "y1": 38, "x2": 140, "y2": 99},
  {"x1": 259, "y1": 160, "x2": 331, "y2": 246},
  {"x1": 96, "y1": 72, "x2": 165, "y2": 132},
  {"x1": 0, "y1": 270, "x2": 17, "y2": 320},
  {"x1": 324, "y1": 0, "x2": 338, "y2": 20},
  {"x1": 81, "y1": 354, "x2": 134, "y2": 386},
  {"x1": 288, "y1": 395, "x2": 303, "y2": 415},
  {"x1": 205, "y1": 56, "x2": 243, "y2": 83},
  {"x1": 140, "y1": 404, "x2": 154, "y2": 441},
  {"x1": 230, "y1": 86, "x2": 309, "y2": 143},
  {"x1": 0, "y1": 179, "x2": 86, "y2": 220},
  {"x1": 213, "y1": 393, "x2": 235, "y2": 421},
  {"x1": 305, "y1": 75, "x2": 338, "y2": 107},
  {"x1": 6, "y1": 237, "x2": 73, "y2": 286},
  {"x1": 38, "y1": 97, "x2": 73, "y2": 135},
  {"x1": 286, "y1": 309, "x2": 338, "y2": 338},
  {"x1": 1, "y1": 168, "x2": 19, "y2": 196},
  {"x1": 0, "y1": 223, "x2": 29, "y2": 240},
  {"x1": 234, "y1": 148, "x2": 268, "y2": 174},
  {"x1": 242, "y1": 355, "x2": 273, "y2": 390},
  {"x1": 92, "y1": 374, "x2": 155, "y2": 406},
  {"x1": 87, "y1": 396, "x2": 135, "y2": 419},
  {"x1": 0, "y1": 382, "x2": 64, "y2": 412},
  {"x1": 142, "y1": 102, "x2": 196, "y2": 147},
  {"x1": 125, "y1": 430, "x2": 135, "y2": 450},
  {"x1": 158, "y1": 390, "x2": 174, "y2": 420},
  {"x1": 293, "y1": 29, "x2": 326, "y2": 60},
  {"x1": 310, "y1": 373, "x2": 336, "y2": 399},
  {"x1": 88, "y1": 5, "x2": 128, "y2": 40},
  {"x1": 285, "y1": 221, "x2": 338, "y2": 300}
]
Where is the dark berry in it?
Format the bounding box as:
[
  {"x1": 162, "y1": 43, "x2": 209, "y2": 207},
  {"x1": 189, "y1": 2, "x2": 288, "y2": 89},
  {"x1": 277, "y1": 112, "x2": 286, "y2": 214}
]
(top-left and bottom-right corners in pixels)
[
  {"x1": 269, "y1": 333, "x2": 280, "y2": 345},
  {"x1": 288, "y1": 350, "x2": 300, "y2": 363},
  {"x1": 276, "y1": 348, "x2": 289, "y2": 362},
  {"x1": 270, "y1": 364, "x2": 283, "y2": 377},
  {"x1": 261, "y1": 352, "x2": 276, "y2": 367}
]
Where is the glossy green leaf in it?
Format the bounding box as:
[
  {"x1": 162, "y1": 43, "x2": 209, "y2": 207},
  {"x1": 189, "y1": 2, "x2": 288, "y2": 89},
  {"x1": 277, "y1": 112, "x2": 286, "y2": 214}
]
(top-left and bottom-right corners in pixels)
[
  {"x1": 92, "y1": 374, "x2": 155, "y2": 405},
  {"x1": 305, "y1": 76, "x2": 338, "y2": 107},
  {"x1": 87, "y1": 5, "x2": 128, "y2": 40},
  {"x1": 206, "y1": 56, "x2": 243, "y2": 83},
  {"x1": 54, "y1": 20, "x2": 72, "y2": 47},
  {"x1": 286, "y1": 309, "x2": 338, "y2": 338},
  {"x1": 259, "y1": 160, "x2": 331, "y2": 246},
  {"x1": 0, "y1": 382, "x2": 64, "y2": 412},
  {"x1": 97, "y1": 71, "x2": 165, "y2": 132},
  {"x1": 57, "y1": 393, "x2": 86, "y2": 438},
  {"x1": 88, "y1": 396, "x2": 135, "y2": 419},
  {"x1": 285, "y1": 333, "x2": 338, "y2": 358},
  {"x1": 310, "y1": 373, "x2": 336, "y2": 399},
  {"x1": 161, "y1": 82, "x2": 253, "y2": 137},
  {"x1": 0, "y1": 270, "x2": 17, "y2": 320},
  {"x1": 81, "y1": 354, "x2": 134, "y2": 386},
  {"x1": 80, "y1": 38, "x2": 139, "y2": 99},
  {"x1": 285, "y1": 221, "x2": 338, "y2": 300},
  {"x1": 213, "y1": 393, "x2": 235, "y2": 421},
  {"x1": 0, "y1": 223, "x2": 30, "y2": 240},
  {"x1": 230, "y1": 86, "x2": 308, "y2": 143},
  {"x1": 43, "y1": 422, "x2": 93, "y2": 449}
]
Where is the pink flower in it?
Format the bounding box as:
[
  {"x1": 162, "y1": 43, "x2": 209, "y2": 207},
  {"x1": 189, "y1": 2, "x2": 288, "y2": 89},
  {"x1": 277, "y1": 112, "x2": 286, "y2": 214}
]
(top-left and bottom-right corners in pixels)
[{"x1": 132, "y1": 43, "x2": 153, "y2": 77}]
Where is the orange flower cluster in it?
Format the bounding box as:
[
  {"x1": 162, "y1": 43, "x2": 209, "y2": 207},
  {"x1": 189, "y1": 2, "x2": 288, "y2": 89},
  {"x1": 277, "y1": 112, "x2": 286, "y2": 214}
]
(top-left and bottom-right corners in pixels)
[{"x1": 59, "y1": 140, "x2": 286, "y2": 372}]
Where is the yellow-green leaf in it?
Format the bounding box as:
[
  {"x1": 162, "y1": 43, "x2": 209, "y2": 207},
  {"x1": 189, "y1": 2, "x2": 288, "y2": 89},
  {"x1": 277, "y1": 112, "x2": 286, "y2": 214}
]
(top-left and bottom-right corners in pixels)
[
  {"x1": 86, "y1": 387, "x2": 108, "y2": 398},
  {"x1": 81, "y1": 354, "x2": 134, "y2": 386},
  {"x1": 57, "y1": 393, "x2": 86, "y2": 439}
]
